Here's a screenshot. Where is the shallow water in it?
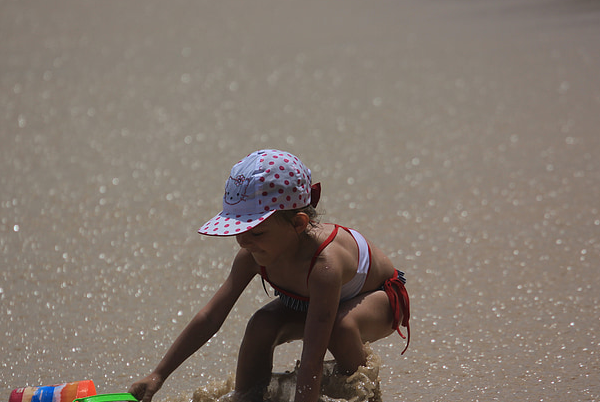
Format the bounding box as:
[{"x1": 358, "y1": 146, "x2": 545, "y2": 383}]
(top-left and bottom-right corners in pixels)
[
  {"x1": 1, "y1": 0, "x2": 599, "y2": 401},
  {"x1": 188, "y1": 347, "x2": 382, "y2": 402}
]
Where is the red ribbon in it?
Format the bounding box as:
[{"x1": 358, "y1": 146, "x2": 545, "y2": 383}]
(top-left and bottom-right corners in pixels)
[
  {"x1": 310, "y1": 183, "x2": 321, "y2": 208},
  {"x1": 383, "y1": 272, "x2": 411, "y2": 355}
]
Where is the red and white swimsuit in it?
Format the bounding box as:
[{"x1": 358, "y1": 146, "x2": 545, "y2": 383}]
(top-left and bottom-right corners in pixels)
[{"x1": 260, "y1": 224, "x2": 411, "y2": 354}]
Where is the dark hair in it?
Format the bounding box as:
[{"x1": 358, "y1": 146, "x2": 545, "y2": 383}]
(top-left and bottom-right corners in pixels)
[{"x1": 275, "y1": 205, "x2": 320, "y2": 232}]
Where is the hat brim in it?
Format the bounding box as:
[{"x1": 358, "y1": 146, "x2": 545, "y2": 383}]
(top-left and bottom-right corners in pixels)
[{"x1": 198, "y1": 209, "x2": 277, "y2": 237}]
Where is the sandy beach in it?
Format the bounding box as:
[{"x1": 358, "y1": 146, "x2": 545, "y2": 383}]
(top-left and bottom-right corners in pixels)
[{"x1": 2, "y1": 0, "x2": 599, "y2": 400}]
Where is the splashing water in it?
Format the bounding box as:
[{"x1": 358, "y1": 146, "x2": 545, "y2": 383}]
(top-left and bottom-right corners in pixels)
[{"x1": 187, "y1": 346, "x2": 382, "y2": 402}]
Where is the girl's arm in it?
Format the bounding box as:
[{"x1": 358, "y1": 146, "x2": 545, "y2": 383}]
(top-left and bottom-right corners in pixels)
[
  {"x1": 129, "y1": 250, "x2": 258, "y2": 402},
  {"x1": 295, "y1": 262, "x2": 343, "y2": 402}
]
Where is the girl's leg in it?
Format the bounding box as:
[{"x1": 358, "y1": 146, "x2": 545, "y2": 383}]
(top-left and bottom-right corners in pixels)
[
  {"x1": 235, "y1": 290, "x2": 399, "y2": 397},
  {"x1": 328, "y1": 290, "x2": 396, "y2": 374},
  {"x1": 234, "y1": 300, "x2": 306, "y2": 398}
]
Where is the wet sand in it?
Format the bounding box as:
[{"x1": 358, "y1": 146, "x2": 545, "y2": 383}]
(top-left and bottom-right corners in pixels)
[{"x1": 1, "y1": 0, "x2": 599, "y2": 400}]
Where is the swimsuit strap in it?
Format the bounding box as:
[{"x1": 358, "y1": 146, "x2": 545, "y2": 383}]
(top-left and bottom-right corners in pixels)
[
  {"x1": 260, "y1": 266, "x2": 270, "y2": 295},
  {"x1": 306, "y1": 224, "x2": 341, "y2": 285}
]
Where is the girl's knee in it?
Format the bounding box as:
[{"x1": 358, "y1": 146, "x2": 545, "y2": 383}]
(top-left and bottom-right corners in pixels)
[
  {"x1": 244, "y1": 303, "x2": 303, "y2": 346},
  {"x1": 329, "y1": 322, "x2": 366, "y2": 374},
  {"x1": 245, "y1": 305, "x2": 281, "y2": 338},
  {"x1": 329, "y1": 315, "x2": 362, "y2": 357},
  {"x1": 329, "y1": 315, "x2": 368, "y2": 373},
  {"x1": 331, "y1": 313, "x2": 360, "y2": 340}
]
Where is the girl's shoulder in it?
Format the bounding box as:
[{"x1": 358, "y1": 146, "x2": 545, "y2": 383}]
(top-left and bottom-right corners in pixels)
[
  {"x1": 310, "y1": 223, "x2": 362, "y2": 274},
  {"x1": 316, "y1": 223, "x2": 367, "y2": 252},
  {"x1": 314, "y1": 223, "x2": 395, "y2": 285}
]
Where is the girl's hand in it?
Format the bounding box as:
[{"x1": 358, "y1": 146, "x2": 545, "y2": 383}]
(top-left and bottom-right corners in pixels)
[{"x1": 128, "y1": 373, "x2": 164, "y2": 402}]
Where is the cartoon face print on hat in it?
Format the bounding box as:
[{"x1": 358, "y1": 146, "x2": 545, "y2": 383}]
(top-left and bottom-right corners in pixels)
[{"x1": 224, "y1": 174, "x2": 251, "y2": 206}]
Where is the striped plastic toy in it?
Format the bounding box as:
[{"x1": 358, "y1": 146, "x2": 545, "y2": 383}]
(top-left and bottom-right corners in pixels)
[{"x1": 9, "y1": 381, "x2": 96, "y2": 402}]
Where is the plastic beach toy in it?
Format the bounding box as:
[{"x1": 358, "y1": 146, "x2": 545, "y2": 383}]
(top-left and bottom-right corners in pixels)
[
  {"x1": 10, "y1": 381, "x2": 97, "y2": 402},
  {"x1": 72, "y1": 394, "x2": 138, "y2": 402}
]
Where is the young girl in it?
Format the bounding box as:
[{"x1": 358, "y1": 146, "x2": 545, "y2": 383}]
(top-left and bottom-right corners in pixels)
[{"x1": 129, "y1": 149, "x2": 410, "y2": 402}]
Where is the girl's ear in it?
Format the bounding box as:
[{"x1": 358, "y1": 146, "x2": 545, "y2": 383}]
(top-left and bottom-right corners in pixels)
[{"x1": 291, "y1": 212, "x2": 310, "y2": 234}]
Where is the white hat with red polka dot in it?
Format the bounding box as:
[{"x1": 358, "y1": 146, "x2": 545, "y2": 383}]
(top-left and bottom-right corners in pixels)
[{"x1": 198, "y1": 149, "x2": 320, "y2": 236}]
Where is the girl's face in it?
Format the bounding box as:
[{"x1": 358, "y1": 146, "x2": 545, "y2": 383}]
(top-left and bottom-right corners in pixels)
[{"x1": 235, "y1": 214, "x2": 300, "y2": 266}]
